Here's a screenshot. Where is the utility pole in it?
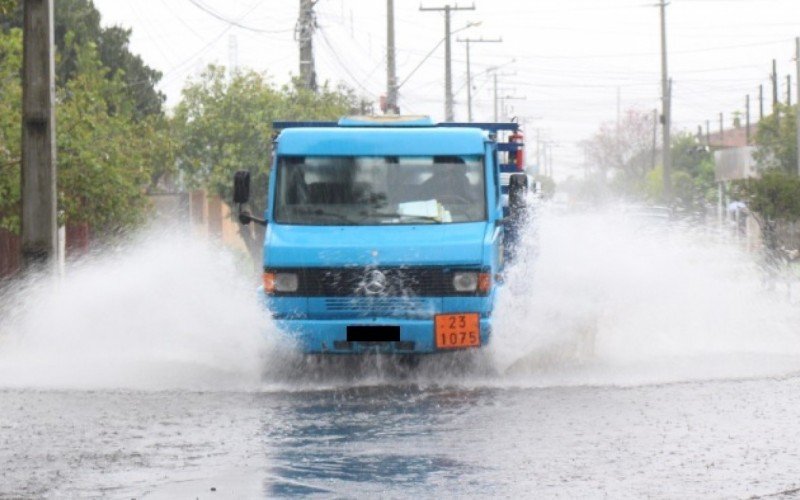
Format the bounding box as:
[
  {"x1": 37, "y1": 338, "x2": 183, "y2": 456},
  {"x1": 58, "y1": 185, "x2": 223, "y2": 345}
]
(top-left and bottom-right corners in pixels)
[
  {"x1": 652, "y1": 109, "x2": 658, "y2": 170},
  {"x1": 759, "y1": 84, "x2": 764, "y2": 120},
  {"x1": 385, "y1": 0, "x2": 399, "y2": 113},
  {"x1": 746, "y1": 94, "x2": 751, "y2": 144},
  {"x1": 772, "y1": 59, "x2": 778, "y2": 112},
  {"x1": 420, "y1": 3, "x2": 475, "y2": 121},
  {"x1": 296, "y1": 0, "x2": 317, "y2": 92},
  {"x1": 21, "y1": 0, "x2": 57, "y2": 272},
  {"x1": 658, "y1": 0, "x2": 672, "y2": 202},
  {"x1": 796, "y1": 37, "x2": 800, "y2": 176},
  {"x1": 488, "y1": 68, "x2": 515, "y2": 121},
  {"x1": 457, "y1": 36, "x2": 501, "y2": 122},
  {"x1": 719, "y1": 112, "x2": 724, "y2": 142}
]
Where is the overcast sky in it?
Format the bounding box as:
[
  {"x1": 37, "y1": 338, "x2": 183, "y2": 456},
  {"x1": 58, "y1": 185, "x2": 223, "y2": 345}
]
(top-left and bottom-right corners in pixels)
[{"x1": 93, "y1": 0, "x2": 800, "y2": 179}]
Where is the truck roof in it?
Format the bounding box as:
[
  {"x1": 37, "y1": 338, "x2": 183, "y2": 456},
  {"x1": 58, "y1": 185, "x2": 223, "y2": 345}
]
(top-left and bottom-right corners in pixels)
[{"x1": 275, "y1": 126, "x2": 488, "y2": 156}]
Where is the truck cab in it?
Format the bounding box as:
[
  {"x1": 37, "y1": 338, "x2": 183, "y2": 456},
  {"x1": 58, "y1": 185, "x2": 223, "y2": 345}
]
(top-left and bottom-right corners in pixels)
[{"x1": 234, "y1": 115, "x2": 527, "y2": 355}]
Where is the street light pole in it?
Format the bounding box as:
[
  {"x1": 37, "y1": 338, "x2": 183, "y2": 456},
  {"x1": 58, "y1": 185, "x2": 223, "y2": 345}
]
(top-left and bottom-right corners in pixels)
[{"x1": 457, "y1": 36, "x2": 501, "y2": 122}]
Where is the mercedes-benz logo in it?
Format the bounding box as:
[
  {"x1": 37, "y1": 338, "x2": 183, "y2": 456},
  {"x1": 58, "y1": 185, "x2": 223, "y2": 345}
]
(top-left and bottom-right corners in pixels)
[{"x1": 362, "y1": 269, "x2": 388, "y2": 295}]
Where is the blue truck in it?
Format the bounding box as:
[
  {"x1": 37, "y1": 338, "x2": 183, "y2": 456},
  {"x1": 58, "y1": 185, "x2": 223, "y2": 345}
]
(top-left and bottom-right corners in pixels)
[{"x1": 233, "y1": 115, "x2": 528, "y2": 355}]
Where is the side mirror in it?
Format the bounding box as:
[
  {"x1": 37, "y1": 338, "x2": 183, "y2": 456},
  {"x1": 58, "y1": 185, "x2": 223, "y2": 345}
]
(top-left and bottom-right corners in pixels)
[
  {"x1": 233, "y1": 170, "x2": 251, "y2": 204},
  {"x1": 233, "y1": 170, "x2": 267, "y2": 226},
  {"x1": 508, "y1": 173, "x2": 528, "y2": 211}
]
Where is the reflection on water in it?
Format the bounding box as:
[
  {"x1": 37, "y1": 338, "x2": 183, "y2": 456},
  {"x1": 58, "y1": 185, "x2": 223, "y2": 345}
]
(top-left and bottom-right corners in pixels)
[
  {"x1": 261, "y1": 385, "x2": 485, "y2": 496},
  {"x1": 6, "y1": 378, "x2": 800, "y2": 498}
]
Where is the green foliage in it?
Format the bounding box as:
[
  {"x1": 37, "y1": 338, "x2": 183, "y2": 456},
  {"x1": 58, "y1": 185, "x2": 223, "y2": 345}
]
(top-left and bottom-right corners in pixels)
[
  {"x1": 174, "y1": 66, "x2": 360, "y2": 214},
  {"x1": 642, "y1": 133, "x2": 715, "y2": 212},
  {"x1": 733, "y1": 169, "x2": 800, "y2": 223},
  {"x1": 0, "y1": 27, "x2": 166, "y2": 236},
  {"x1": 0, "y1": 0, "x2": 14, "y2": 16},
  {"x1": 733, "y1": 169, "x2": 800, "y2": 252},
  {"x1": 56, "y1": 36, "x2": 158, "y2": 233},
  {"x1": 0, "y1": 27, "x2": 21, "y2": 232},
  {"x1": 582, "y1": 111, "x2": 715, "y2": 213},
  {"x1": 754, "y1": 104, "x2": 798, "y2": 174},
  {"x1": 1, "y1": 0, "x2": 164, "y2": 118},
  {"x1": 95, "y1": 25, "x2": 164, "y2": 118},
  {"x1": 644, "y1": 166, "x2": 663, "y2": 202}
]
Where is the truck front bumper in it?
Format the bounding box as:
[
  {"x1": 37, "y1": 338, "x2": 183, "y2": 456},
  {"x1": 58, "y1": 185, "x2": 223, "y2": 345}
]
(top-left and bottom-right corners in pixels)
[{"x1": 274, "y1": 316, "x2": 492, "y2": 354}]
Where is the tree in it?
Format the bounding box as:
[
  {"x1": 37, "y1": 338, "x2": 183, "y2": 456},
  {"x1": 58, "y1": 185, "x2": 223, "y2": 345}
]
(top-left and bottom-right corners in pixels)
[
  {"x1": 733, "y1": 169, "x2": 800, "y2": 254},
  {"x1": 173, "y1": 66, "x2": 362, "y2": 259},
  {"x1": 174, "y1": 66, "x2": 362, "y2": 206},
  {"x1": 55, "y1": 35, "x2": 160, "y2": 234},
  {"x1": 0, "y1": 0, "x2": 13, "y2": 16},
  {"x1": 734, "y1": 105, "x2": 800, "y2": 255},
  {"x1": 646, "y1": 133, "x2": 715, "y2": 212},
  {"x1": 580, "y1": 109, "x2": 656, "y2": 199},
  {"x1": 581, "y1": 110, "x2": 715, "y2": 213},
  {"x1": 1, "y1": 0, "x2": 165, "y2": 118},
  {"x1": 0, "y1": 28, "x2": 165, "y2": 238},
  {"x1": 0, "y1": 27, "x2": 21, "y2": 232},
  {"x1": 754, "y1": 103, "x2": 797, "y2": 174}
]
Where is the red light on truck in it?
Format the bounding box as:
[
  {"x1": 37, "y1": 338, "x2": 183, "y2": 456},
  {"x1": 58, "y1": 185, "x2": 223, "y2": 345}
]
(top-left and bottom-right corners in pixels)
[
  {"x1": 263, "y1": 272, "x2": 276, "y2": 294},
  {"x1": 478, "y1": 273, "x2": 491, "y2": 294}
]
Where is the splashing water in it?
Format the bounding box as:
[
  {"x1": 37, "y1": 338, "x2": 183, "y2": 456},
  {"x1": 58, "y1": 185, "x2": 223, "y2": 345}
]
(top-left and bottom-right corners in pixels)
[
  {"x1": 491, "y1": 207, "x2": 800, "y2": 386},
  {"x1": 0, "y1": 228, "x2": 288, "y2": 391},
  {"x1": 1, "y1": 208, "x2": 799, "y2": 391}
]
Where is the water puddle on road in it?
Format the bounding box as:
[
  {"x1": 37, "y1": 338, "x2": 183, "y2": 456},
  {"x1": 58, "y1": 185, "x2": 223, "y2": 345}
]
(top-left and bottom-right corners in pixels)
[{"x1": 1, "y1": 209, "x2": 799, "y2": 392}]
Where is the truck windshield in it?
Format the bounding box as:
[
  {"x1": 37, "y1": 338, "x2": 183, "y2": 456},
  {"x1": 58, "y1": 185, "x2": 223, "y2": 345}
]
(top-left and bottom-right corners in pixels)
[{"x1": 274, "y1": 155, "x2": 486, "y2": 225}]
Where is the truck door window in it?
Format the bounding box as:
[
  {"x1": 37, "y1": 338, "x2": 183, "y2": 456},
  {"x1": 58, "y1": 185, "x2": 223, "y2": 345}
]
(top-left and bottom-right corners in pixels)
[{"x1": 274, "y1": 155, "x2": 486, "y2": 225}]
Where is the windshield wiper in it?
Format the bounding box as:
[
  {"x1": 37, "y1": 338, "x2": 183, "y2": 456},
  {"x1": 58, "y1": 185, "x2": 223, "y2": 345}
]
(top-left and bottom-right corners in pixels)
[
  {"x1": 370, "y1": 211, "x2": 442, "y2": 223},
  {"x1": 292, "y1": 207, "x2": 357, "y2": 223}
]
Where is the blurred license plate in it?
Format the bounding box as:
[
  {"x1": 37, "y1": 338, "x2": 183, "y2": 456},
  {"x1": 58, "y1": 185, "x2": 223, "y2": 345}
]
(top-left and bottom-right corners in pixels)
[{"x1": 435, "y1": 313, "x2": 480, "y2": 349}]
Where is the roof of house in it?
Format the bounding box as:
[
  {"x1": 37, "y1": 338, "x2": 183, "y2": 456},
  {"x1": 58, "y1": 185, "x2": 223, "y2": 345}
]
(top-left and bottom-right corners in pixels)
[{"x1": 706, "y1": 124, "x2": 757, "y2": 149}]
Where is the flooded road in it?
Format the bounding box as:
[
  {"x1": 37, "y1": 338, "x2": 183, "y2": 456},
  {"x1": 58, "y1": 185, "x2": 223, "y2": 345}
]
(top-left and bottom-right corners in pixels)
[
  {"x1": 3, "y1": 212, "x2": 800, "y2": 497},
  {"x1": 4, "y1": 375, "x2": 800, "y2": 498}
]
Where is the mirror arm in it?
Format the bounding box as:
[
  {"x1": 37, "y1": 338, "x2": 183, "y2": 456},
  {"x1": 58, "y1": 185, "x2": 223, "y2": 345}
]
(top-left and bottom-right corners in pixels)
[{"x1": 237, "y1": 204, "x2": 267, "y2": 226}]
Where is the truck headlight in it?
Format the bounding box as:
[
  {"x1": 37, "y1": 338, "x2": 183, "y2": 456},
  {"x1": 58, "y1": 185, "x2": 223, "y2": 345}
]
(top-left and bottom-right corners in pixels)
[
  {"x1": 453, "y1": 271, "x2": 492, "y2": 294},
  {"x1": 263, "y1": 272, "x2": 299, "y2": 293},
  {"x1": 453, "y1": 272, "x2": 478, "y2": 292}
]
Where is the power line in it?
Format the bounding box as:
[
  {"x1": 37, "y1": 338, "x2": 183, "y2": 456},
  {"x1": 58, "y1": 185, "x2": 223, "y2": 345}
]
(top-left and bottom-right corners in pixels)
[
  {"x1": 419, "y1": 3, "x2": 476, "y2": 121},
  {"x1": 187, "y1": 0, "x2": 294, "y2": 34},
  {"x1": 457, "y1": 37, "x2": 502, "y2": 121},
  {"x1": 317, "y1": 26, "x2": 379, "y2": 98}
]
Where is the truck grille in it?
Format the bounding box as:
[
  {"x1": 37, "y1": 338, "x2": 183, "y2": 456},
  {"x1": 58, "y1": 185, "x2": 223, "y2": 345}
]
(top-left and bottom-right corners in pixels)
[
  {"x1": 324, "y1": 297, "x2": 432, "y2": 314},
  {"x1": 267, "y1": 266, "x2": 487, "y2": 297}
]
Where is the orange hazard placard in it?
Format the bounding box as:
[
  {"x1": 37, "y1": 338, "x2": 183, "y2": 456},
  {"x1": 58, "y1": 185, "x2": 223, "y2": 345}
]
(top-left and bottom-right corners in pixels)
[{"x1": 435, "y1": 313, "x2": 481, "y2": 349}]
